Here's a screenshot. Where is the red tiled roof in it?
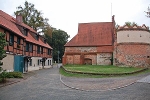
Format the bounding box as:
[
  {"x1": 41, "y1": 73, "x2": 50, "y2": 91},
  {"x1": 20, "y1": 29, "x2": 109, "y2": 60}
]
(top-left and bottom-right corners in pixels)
[
  {"x1": 0, "y1": 15, "x2": 25, "y2": 38},
  {"x1": 0, "y1": 10, "x2": 52, "y2": 49},
  {"x1": 65, "y1": 22, "x2": 114, "y2": 47}
]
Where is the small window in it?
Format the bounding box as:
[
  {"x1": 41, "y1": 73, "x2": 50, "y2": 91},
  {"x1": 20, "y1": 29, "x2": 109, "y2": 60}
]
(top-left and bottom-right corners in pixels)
[
  {"x1": 35, "y1": 34, "x2": 39, "y2": 40},
  {"x1": 29, "y1": 59, "x2": 32, "y2": 66},
  {"x1": 50, "y1": 60, "x2": 51, "y2": 65},
  {"x1": 29, "y1": 44, "x2": 33, "y2": 52},
  {"x1": 38, "y1": 59, "x2": 40, "y2": 65},
  {"x1": 147, "y1": 56, "x2": 150, "y2": 58},
  {"x1": 44, "y1": 39, "x2": 46, "y2": 44},
  {"x1": 48, "y1": 49, "x2": 51, "y2": 55},
  {"x1": 26, "y1": 43, "x2": 29, "y2": 51},
  {"x1": 9, "y1": 34, "x2": 14, "y2": 46},
  {"x1": 48, "y1": 60, "x2": 49, "y2": 65},
  {"x1": 140, "y1": 34, "x2": 142, "y2": 37},
  {"x1": 17, "y1": 37, "x2": 20, "y2": 45},
  {"x1": 41, "y1": 47, "x2": 43, "y2": 54},
  {"x1": 23, "y1": 28, "x2": 28, "y2": 36},
  {"x1": 37, "y1": 46, "x2": 40, "y2": 54}
]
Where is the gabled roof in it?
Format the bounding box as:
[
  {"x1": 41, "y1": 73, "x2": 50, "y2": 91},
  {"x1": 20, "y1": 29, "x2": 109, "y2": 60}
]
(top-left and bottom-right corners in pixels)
[
  {"x1": 0, "y1": 14, "x2": 25, "y2": 38},
  {"x1": 65, "y1": 22, "x2": 113, "y2": 47},
  {"x1": 0, "y1": 10, "x2": 52, "y2": 49}
]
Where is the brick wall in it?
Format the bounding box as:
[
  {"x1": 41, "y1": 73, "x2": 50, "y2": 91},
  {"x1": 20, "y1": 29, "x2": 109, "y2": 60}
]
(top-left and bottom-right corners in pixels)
[
  {"x1": 115, "y1": 43, "x2": 150, "y2": 67},
  {"x1": 63, "y1": 47, "x2": 113, "y2": 65}
]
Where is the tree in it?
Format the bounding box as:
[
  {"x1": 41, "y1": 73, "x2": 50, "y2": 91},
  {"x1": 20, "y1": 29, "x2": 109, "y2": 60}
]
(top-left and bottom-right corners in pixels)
[
  {"x1": 0, "y1": 32, "x2": 7, "y2": 67},
  {"x1": 145, "y1": 5, "x2": 150, "y2": 18},
  {"x1": 14, "y1": 1, "x2": 52, "y2": 37},
  {"x1": 46, "y1": 29, "x2": 70, "y2": 63},
  {"x1": 125, "y1": 22, "x2": 137, "y2": 26}
]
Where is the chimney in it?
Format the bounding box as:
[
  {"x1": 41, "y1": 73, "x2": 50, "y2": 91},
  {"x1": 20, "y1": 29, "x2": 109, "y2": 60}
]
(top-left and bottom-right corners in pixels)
[
  {"x1": 112, "y1": 15, "x2": 115, "y2": 23},
  {"x1": 16, "y1": 15, "x2": 23, "y2": 23}
]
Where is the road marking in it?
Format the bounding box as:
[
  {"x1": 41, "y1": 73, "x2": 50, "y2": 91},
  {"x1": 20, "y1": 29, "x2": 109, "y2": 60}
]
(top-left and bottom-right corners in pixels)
[{"x1": 137, "y1": 75, "x2": 150, "y2": 83}]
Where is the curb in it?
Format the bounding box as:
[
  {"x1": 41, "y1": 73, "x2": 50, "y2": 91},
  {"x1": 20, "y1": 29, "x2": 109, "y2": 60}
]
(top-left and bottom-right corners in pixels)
[
  {"x1": 0, "y1": 79, "x2": 23, "y2": 88},
  {"x1": 59, "y1": 74, "x2": 137, "y2": 92},
  {"x1": 61, "y1": 66, "x2": 148, "y2": 76}
]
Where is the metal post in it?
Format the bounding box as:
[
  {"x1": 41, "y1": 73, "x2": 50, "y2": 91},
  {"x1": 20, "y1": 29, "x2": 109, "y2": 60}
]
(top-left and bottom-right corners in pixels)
[{"x1": 58, "y1": 51, "x2": 59, "y2": 64}]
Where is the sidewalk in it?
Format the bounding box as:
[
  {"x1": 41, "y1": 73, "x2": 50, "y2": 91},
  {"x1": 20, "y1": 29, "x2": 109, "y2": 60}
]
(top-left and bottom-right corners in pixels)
[
  {"x1": 60, "y1": 72, "x2": 150, "y2": 91},
  {"x1": 0, "y1": 71, "x2": 36, "y2": 88}
]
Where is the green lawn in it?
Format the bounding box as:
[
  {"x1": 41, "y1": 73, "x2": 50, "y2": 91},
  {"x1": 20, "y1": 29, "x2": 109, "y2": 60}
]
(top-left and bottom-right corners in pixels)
[
  {"x1": 60, "y1": 65, "x2": 149, "y2": 78},
  {"x1": 64, "y1": 65, "x2": 144, "y2": 74}
]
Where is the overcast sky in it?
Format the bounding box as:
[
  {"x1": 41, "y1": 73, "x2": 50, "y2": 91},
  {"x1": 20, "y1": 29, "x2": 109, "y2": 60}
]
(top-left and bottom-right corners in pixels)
[{"x1": 0, "y1": 0, "x2": 150, "y2": 39}]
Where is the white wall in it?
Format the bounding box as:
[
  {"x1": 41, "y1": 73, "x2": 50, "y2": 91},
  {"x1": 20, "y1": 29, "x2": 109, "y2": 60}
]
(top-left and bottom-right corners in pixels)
[
  {"x1": 1, "y1": 54, "x2": 14, "y2": 71},
  {"x1": 117, "y1": 31, "x2": 150, "y2": 44},
  {"x1": 28, "y1": 57, "x2": 52, "y2": 71}
]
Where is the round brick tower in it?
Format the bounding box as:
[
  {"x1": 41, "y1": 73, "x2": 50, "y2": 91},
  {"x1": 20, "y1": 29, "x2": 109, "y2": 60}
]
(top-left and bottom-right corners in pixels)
[{"x1": 114, "y1": 24, "x2": 150, "y2": 68}]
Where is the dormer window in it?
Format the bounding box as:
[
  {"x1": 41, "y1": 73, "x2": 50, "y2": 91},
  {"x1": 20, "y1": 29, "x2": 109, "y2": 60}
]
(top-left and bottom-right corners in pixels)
[
  {"x1": 35, "y1": 34, "x2": 39, "y2": 40},
  {"x1": 22, "y1": 28, "x2": 28, "y2": 36},
  {"x1": 44, "y1": 39, "x2": 46, "y2": 44},
  {"x1": 24, "y1": 29, "x2": 28, "y2": 36}
]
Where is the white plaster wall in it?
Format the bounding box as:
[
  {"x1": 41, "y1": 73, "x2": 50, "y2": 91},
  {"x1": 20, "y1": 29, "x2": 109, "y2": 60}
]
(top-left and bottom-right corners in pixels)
[
  {"x1": 97, "y1": 53, "x2": 112, "y2": 65},
  {"x1": 45, "y1": 58, "x2": 52, "y2": 66},
  {"x1": 28, "y1": 57, "x2": 52, "y2": 71},
  {"x1": 1, "y1": 54, "x2": 14, "y2": 71},
  {"x1": 117, "y1": 31, "x2": 150, "y2": 44}
]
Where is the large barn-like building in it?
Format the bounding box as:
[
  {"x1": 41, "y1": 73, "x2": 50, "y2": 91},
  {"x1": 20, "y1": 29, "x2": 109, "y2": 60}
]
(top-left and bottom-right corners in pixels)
[
  {"x1": 63, "y1": 16, "x2": 150, "y2": 68},
  {"x1": 63, "y1": 16, "x2": 115, "y2": 65}
]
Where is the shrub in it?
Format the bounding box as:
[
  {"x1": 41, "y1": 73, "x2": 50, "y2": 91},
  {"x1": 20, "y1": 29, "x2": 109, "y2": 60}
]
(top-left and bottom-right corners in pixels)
[
  {"x1": 0, "y1": 70, "x2": 9, "y2": 82},
  {"x1": 7, "y1": 72, "x2": 23, "y2": 78}
]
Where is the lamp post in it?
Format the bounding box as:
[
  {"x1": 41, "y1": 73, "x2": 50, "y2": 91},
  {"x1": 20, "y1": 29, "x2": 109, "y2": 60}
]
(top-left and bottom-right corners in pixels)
[{"x1": 58, "y1": 50, "x2": 59, "y2": 64}]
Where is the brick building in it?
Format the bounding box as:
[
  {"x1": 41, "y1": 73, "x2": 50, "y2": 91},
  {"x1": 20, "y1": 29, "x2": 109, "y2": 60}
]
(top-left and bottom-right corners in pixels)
[
  {"x1": 114, "y1": 24, "x2": 150, "y2": 67},
  {"x1": 0, "y1": 10, "x2": 53, "y2": 72},
  {"x1": 63, "y1": 16, "x2": 115, "y2": 65}
]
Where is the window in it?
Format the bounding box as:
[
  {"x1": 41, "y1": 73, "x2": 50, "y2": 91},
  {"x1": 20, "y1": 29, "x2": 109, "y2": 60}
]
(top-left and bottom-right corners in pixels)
[
  {"x1": 29, "y1": 44, "x2": 33, "y2": 52},
  {"x1": 26, "y1": 43, "x2": 29, "y2": 51},
  {"x1": 17, "y1": 37, "x2": 20, "y2": 45},
  {"x1": 23, "y1": 28, "x2": 28, "y2": 36},
  {"x1": 50, "y1": 60, "x2": 51, "y2": 65},
  {"x1": 35, "y1": 34, "x2": 39, "y2": 40},
  {"x1": 41, "y1": 47, "x2": 43, "y2": 54},
  {"x1": 48, "y1": 60, "x2": 49, "y2": 65},
  {"x1": 48, "y1": 49, "x2": 51, "y2": 55},
  {"x1": 29, "y1": 59, "x2": 32, "y2": 66},
  {"x1": 9, "y1": 34, "x2": 14, "y2": 46},
  {"x1": 44, "y1": 39, "x2": 46, "y2": 44},
  {"x1": 38, "y1": 59, "x2": 40, "y2": 65},
  {"x1": 37, "y1": 46, "x2": 40, "y2": 54}
]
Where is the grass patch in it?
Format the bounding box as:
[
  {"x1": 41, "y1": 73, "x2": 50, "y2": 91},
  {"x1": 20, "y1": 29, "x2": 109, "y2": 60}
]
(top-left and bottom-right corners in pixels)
[
  {"x1": 60, "y1": 65, "x2": 149, "y2": 78},
  {"x1": 64, "y1": 65, "x2": 144, "y2": 74}
]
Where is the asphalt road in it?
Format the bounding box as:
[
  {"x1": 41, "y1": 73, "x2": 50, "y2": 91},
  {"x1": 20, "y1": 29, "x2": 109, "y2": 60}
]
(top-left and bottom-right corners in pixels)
[{"x1": 0, "y1": 65, "x2": 150, "y2": 100}]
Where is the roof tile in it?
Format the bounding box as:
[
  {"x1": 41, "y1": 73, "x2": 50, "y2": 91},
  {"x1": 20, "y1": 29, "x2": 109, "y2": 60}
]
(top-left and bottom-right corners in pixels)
[
  {"x1": 0, "y1": 10, "x2": 52, "y2": 49},
  {"x1": 65, "y1": 22, "x2": 113, "y2": 46}
]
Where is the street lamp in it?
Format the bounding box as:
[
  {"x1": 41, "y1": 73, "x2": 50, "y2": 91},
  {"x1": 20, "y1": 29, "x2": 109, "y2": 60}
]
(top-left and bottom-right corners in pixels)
[{"x1": 58, "y1": 50, "x2": 60, "y2": 63}]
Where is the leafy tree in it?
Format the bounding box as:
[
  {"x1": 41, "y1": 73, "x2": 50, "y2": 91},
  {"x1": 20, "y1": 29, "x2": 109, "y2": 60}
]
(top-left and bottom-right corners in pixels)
[
  {"x1": 0, "y1": 32, "x2": 7, "y2": 67},
  {"x1": 145, "y1": 5, "x2": 150, "y2": 18},
  {"x1": 14, "y1": 1, "x2": 52, "y2": 37},
  {"x1": 14, "y1": 1, "x2": 70, "y2": 63},
  {"x1": 125, "y1": 22, "x2": 137, "y2": 26},
  {"x1": 46, "y1": 29, "x2": 70, "y2": 63}
]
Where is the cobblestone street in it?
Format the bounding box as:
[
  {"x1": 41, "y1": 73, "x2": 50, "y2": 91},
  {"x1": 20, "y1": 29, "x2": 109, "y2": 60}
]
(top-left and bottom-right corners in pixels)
[{"x1": 0, "y1": 66, "x2": 150, "y2": 100}]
